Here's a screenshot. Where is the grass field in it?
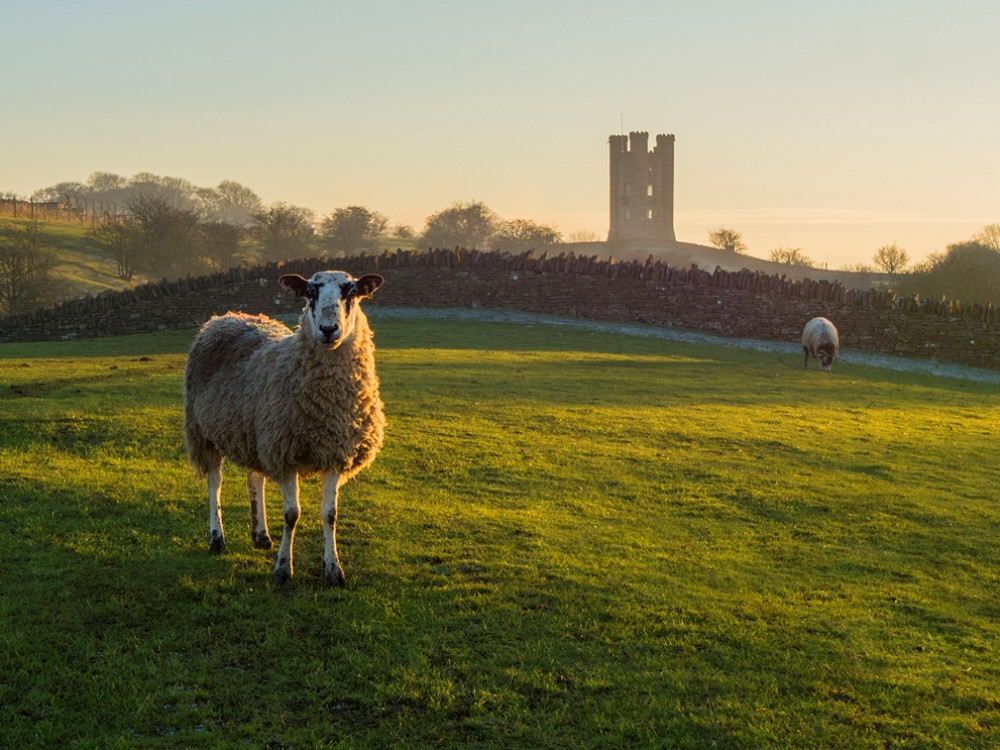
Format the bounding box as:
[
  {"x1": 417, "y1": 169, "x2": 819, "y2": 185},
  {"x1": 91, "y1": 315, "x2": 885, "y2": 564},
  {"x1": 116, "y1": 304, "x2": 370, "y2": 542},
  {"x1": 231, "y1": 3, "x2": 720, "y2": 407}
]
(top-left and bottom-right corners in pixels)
[{"x1": 1, "y1": 317, "x2": 999, "y2": 748}]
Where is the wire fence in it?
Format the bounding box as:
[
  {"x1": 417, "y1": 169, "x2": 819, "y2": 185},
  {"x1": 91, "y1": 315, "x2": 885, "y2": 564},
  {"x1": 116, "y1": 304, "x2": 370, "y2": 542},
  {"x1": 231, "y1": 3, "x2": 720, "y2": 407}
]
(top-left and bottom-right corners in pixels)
[{"x1": 0, "y1": 198, "x2": 114, "y2": 225}]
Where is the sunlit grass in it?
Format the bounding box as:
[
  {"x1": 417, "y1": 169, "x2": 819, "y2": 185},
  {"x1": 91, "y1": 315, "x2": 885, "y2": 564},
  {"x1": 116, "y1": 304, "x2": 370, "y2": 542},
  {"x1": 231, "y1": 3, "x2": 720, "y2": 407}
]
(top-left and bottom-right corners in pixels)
[
  {"x1": 1, "y1": 318, "x2": 999, "y2": 748},
  {"x1": 0, "y1": 217, "x2": 129, "y2": 297}
]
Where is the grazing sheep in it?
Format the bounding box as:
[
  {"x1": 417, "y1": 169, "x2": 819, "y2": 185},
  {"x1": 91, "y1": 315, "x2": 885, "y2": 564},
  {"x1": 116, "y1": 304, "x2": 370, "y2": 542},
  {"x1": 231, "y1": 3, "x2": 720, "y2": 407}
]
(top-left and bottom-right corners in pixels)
[
  {"x1": 183, "y1": 270, "x2": 385, "y2": 585},
  {"x1": 801, "y1": 316, "x2": 840, "y2": 372}
]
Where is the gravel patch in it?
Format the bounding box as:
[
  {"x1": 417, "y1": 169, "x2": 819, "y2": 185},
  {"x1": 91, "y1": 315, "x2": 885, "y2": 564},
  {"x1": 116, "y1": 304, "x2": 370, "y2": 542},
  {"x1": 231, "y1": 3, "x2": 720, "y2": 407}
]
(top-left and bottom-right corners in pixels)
[{"x1": 368, "y1": 306, "x2": 1000, "y2": 385}]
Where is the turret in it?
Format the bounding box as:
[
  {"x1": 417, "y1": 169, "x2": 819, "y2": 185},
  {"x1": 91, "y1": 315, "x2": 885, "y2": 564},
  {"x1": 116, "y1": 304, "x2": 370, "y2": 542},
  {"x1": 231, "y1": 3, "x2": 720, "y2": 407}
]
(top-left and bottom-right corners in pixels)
[{"x1": 607, "y1": 130, "x2": 676, "y2": 246}]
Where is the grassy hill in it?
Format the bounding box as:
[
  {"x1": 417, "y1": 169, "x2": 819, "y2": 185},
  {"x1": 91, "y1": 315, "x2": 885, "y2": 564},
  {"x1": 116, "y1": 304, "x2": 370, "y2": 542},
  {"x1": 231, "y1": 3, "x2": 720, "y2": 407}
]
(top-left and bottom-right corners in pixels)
[
  {"x1": 1, "y1": 318, "x2": 998, "y2": 748},
  {"x1": 1, "y1": 217, "x2": 423, "y2": 307},
  {"x1": 1, "y1": 217, "x2": 133, "y2": 298}
]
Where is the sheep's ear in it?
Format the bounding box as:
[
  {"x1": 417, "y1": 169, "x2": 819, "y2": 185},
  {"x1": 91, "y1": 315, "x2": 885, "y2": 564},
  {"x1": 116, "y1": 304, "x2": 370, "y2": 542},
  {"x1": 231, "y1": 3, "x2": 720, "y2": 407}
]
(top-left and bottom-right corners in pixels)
[
  {"x1": 279, "y1": 274, "x2": 309, "y2": 297},
  {"x1": 355, "y1": 274, "x2": 383, "y2": 298}
]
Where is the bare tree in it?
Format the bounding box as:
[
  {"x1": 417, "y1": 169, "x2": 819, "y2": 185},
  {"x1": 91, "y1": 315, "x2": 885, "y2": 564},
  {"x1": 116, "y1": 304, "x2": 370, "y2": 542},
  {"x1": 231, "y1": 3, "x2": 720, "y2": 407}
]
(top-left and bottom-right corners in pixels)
[
  {"x1": 567, "y1": 229, "x2": 600, "y2": 243},
  {"x1": 492, "y1": 218, "x2": 562, "y2": 253},
  {"x1": 199, "y1": 180, "x2": 263, "y2": 227},
  {"x1": 33, "y1": 172, "x2": 259, "y2": 223},
  {"x1": 84, "y1": 172, "x2": 131, "y2": 217},
  {"x1": 124, "y1": 196, "x2": 206, "y2": 279},
  {"x1": 89, "y1": 220, "x2": 140, "y2": 281},
  {"x1": 90, "y1": 198, "x2": 243, "y2": 279},
  {"x1": 422, "y1": 200, "x2": 499, "y2": 250},
  {"x1": 251, "y1": 202, "x2": 316, "y2": 262},
  {"x1": 126, "y1": 173, "x2": 200, "y2": 213},
  {"x1": 87, "y1": 172, "x2": 128, "y2": 194},
  {"x1": 708, "y1": 227, "x2": 747, "y2": 253},
  {"x1": 318, "y1": 206, "x2": 388, "y2": 255},
  {"x1": 0, "y1": 220, "x2": 57, "y2": 315},
  {"x1": 31, "y1": 181, "x2": 89, "y2": 206},
  {"x1": 200, "y1": 220, "x2": 245, "y2": 271},
  {"x1": 769, "y1": 247, "x2": 814, "y2": 266},
  {"x1": 973, "y1": 223, "x2": 1000, "y2": 252},
  {"x1": 872, "y1": 243, "x2": 909, "y2": 284}
]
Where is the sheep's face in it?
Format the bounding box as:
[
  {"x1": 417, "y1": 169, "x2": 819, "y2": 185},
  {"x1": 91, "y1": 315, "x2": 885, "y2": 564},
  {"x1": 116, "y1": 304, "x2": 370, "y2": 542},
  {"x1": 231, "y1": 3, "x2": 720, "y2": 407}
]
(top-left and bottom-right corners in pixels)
[
  {"x1": 817, "y1": 345, "x2": 836, "y2": 372},
  {"x1": 279, "y1": 271, "x2": 383, "y2": 347}
]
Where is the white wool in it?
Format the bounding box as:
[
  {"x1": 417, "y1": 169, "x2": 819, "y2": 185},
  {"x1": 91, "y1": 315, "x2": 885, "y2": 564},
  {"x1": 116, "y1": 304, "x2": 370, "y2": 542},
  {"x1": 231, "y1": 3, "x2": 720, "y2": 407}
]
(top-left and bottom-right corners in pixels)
[
  {"x1": 802, "y1": 317, "x2": 840, "y2": 372},
  {"x1": 183, "y1": 270, "x2": 385, "y2": 584}
]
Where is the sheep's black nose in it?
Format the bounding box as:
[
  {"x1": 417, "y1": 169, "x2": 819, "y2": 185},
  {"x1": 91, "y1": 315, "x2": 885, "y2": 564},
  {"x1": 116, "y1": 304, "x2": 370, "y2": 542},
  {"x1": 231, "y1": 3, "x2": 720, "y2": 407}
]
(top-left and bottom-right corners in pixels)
[{"x1": 319, "y1": 325, "x2": 339, "y2": 339}]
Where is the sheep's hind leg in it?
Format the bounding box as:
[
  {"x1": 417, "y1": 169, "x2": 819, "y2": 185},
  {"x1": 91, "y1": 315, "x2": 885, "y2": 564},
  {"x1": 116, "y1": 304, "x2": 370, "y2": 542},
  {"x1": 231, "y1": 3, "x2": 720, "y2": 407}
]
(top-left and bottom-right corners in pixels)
[
  {"x1": 321, "y1": 471, "x2": 346, "y2": 586},
  {"x1": 272, "y1": 475, "x2": 300, "y2": 584},
  {"x1": 247, "y1": 470, "x2": 272, "y2": 549},
  {"x1": 207, "y1": 462, "x2": 226, "y2": 553}
]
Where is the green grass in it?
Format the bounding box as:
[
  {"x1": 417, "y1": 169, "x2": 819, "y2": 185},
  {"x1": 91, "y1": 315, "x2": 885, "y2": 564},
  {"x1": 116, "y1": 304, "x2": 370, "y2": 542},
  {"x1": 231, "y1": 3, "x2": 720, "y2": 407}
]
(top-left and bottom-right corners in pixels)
[{"x1": 1, "y1": 318, "x2": 999, "y2": 748}]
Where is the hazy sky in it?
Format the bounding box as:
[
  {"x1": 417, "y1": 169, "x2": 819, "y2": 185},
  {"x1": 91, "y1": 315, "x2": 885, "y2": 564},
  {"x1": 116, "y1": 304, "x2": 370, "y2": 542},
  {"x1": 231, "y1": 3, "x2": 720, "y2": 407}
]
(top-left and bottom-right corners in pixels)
[{"x1": 2, "y1": 0, "x2": 998, "y2": 267}]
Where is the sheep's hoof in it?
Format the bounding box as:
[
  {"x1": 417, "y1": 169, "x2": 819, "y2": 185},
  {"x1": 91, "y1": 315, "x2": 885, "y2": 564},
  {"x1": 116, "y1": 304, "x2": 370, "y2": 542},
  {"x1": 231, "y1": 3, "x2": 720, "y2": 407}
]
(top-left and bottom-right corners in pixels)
[
  {"x1": 252, "y1": 532, "x2": 273, "y2": 550},
  {"x1": 324, "y1": 562, "x2": 346, "y2": 586},
  {"x1": 273, "y1": 560, "x2": 292, "y2": 585},
  {"x1": 209, "y1": 531, "x2": 226, "y2": 554}
]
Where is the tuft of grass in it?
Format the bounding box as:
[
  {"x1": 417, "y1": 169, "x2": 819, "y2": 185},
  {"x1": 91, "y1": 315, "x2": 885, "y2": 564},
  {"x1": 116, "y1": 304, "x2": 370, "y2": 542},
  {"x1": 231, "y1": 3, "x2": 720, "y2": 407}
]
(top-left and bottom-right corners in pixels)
[{"x1": 1, "y1": 318, "x2": 999, "y2": 748}]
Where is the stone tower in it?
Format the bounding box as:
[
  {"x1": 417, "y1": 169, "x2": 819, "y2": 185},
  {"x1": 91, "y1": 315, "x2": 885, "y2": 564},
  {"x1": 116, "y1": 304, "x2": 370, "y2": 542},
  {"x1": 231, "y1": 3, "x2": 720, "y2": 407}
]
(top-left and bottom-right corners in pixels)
[{"x1": 607, "y1": 131, "x2": 676, "y2": 245}]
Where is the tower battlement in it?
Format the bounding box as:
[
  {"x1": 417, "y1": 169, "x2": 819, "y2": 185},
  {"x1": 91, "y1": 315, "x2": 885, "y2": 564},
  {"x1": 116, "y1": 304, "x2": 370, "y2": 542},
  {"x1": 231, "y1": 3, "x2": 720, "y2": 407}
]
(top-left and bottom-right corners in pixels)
[{"x1": 607, "y1": 131, "x2": 676, "y2": 245}]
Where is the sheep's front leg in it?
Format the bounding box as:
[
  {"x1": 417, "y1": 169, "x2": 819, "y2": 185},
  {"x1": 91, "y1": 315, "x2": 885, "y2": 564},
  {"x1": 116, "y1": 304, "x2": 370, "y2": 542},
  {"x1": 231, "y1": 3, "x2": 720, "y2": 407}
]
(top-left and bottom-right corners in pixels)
[
  {"x1": 207, "y1": 463, "x2": 226, "y2": 553},
  {"x1": 272, "y1": 475, "x2": 300, "y2": 584},
  {"x1": 321, "y1": 471, "x2": 346, "y2": 586},
  {"x1": 247, "y1": 470, "x2": 272, "y2": 549}
]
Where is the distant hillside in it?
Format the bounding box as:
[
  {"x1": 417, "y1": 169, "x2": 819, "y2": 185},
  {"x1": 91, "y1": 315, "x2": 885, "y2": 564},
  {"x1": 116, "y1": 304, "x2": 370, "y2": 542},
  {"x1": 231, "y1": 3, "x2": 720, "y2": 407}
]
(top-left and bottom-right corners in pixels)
[
  {"x1": 1, "y1": 217, "x2": 133, "y2": 299},
  {"x1": 0, "y1": 217, "x2": 424, "y2": 306}
]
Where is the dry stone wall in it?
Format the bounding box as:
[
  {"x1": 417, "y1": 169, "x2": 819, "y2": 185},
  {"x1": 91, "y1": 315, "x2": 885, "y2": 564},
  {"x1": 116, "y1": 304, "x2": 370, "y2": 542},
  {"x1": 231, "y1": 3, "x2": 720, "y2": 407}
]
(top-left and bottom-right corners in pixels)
[{"x1": 1, "y1": 248, "x2": 998, "y2": 370}]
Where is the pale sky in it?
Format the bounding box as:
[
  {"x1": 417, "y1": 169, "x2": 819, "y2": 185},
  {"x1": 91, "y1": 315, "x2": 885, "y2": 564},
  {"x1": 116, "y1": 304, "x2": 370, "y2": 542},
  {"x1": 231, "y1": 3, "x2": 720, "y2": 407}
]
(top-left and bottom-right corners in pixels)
[{"x1": 2, "y1": 0, "x2": 998, "y2": 268}]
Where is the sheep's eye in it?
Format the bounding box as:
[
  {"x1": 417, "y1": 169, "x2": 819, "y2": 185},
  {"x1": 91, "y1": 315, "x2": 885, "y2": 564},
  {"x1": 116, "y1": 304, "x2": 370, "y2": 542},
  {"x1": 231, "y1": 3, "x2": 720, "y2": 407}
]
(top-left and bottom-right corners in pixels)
[
  {"x1": 305, "y1": 284, "x2": 319, "y2": 299},
  {"x1": 340, "y1": 282, "x2": 357, "y2": 299}
]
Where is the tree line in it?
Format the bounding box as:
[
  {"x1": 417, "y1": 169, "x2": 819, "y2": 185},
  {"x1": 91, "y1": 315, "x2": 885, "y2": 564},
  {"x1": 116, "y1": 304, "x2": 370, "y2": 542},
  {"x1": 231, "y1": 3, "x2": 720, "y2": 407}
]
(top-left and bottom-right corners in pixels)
[
  {"x1": 0, "y1": 172, "x2": 571, "y2": 315},
  {"x1": 2, "y1": 170, "x2": 998, "y2": 315},
  {"x1": 25, "y1": 172, "x2": 565, "y2": 268},
  {"x1": 708, "y1": 224, "x2": 1000, "y2": 308}
]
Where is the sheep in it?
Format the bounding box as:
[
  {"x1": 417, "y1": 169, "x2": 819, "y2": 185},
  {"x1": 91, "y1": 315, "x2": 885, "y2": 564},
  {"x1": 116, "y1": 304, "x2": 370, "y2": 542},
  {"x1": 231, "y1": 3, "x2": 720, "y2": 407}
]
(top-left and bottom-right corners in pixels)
[
  {"x1": 183, "y1": 270, "x2": 385, "y2": 585},
  {"x1": 801, "y1": 316, "x2": 839, "y2": 372}
]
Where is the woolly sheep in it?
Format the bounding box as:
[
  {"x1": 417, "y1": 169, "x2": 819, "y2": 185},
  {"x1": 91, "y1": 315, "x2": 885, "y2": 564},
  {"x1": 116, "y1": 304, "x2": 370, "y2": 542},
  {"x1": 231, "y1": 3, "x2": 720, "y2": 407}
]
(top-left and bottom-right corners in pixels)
[
  {"x1": 801, "y1": 316, "x2": 839, "y2": 372},
  {"x1": 183, "y1": 270, "x2": 385, "y2": 585}
]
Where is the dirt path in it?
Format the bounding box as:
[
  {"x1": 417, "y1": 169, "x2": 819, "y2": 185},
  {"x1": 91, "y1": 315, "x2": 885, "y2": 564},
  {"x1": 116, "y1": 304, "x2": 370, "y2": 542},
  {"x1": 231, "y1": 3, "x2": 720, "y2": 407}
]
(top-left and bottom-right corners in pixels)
[{"x1": 369, "y1": 306, "x2": 1000, "y2": 386}]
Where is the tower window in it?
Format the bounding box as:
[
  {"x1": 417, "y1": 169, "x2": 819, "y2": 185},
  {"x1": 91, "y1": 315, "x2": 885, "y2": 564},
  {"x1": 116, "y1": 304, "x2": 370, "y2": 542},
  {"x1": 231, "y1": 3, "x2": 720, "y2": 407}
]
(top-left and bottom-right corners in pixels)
[{"x1": 647, "y1": 184, "x2": 653, "y2": 197}]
